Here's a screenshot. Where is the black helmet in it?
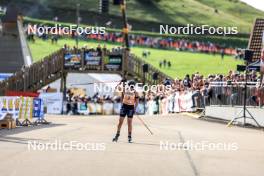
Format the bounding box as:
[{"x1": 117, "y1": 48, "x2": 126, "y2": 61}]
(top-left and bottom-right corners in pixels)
[{"x1": 128, "y1": 80, "x2": 136, "y2": 86}]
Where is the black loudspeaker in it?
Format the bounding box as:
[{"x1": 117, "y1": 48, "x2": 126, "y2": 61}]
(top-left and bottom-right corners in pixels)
[
  {"x1": 237, "y1": 64, "x2": 260, "y2": 72},
  {"x1": 113, "y1": 0, "x2": 122, "y2": 5},
  {"x1": 244, "y1": 49, "x2": 254, "y2": 62},
  {"x1": 153, "y1": 72, "x2": 158, "y2": 80},
  {"x1": 237, "y1": 65, "x2": 246, "y2": 72},
  {"x1": 142, "y1": 64, "x2": 149, "y2": 73}
]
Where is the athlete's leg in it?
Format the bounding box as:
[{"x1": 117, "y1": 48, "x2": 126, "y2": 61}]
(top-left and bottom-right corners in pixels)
[
  {"x1": 127, "y1": 109, "x2": 134, "y2": 143},
  {"x1": 113, "y1": 117, "x2": 125, "y2": 142},
  {"x1": 113, "y1": 104, "x2": 127, "y2": 142},
  {"x1": 127, "y1": 118, "x2": 133, "y2": 135},
  {"x1": 117, "y1": 105, "x2": 127, "y2": 132},
  {"x1": 117, "y1": 117, "x2": 125, "y2": 132}
]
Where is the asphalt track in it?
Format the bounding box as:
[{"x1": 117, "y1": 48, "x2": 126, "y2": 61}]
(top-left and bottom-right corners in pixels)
[
  {"x1": 0, "y1": 33, "x2": 24, "y2": 73},
  {"x1": 0, "y1": 114, "x2": 264, "y2": 176},
  {"x1": 1, "y1": 10, "x2": 25, "y2": 74}
]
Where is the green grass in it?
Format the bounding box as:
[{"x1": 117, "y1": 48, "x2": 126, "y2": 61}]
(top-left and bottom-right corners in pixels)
[
  {"x1": 133, "y1": 49, "x2": 243, "y2": 79},
  {"x1": 7, "y1": 0, "x2": 264, "y2": 33},
  {"x1": 29, "y1": 38, "x2": 243, "y2": 78}
]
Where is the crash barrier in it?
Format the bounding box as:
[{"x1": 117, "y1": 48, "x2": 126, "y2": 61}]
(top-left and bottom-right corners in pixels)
[
  {"x1": 0, "y1": 48, "x2": 171, "y2": 96},
  {"x1": 0, "y1": 96, "x2": 45, "y2": 126},
  {"x1": 208, "y1": 82, "x2": 264, "y2": 107}
]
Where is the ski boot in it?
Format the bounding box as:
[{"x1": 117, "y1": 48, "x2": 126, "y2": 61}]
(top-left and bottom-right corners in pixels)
[
  {"x1": 128, "y1": 136, "x2": 132, "y2": 143},
  {"x1": 112, "y1": 133, "x2": 120, "y2": 142}
]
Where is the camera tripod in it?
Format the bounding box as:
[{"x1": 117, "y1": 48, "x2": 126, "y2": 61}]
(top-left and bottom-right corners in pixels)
[{"x1": 227, "y1": 63, "x2": 261, "y2": 128}]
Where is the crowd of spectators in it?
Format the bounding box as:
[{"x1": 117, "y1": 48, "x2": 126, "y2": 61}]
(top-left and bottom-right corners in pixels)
[
  {"x1": 142, "y1": 70, "x2": 263, "y2": 112},
  {"x1": 65, "y1": 70, "x2": 264, "y2": 115},
  {"x1": 25, "y1": 23, "x2": 238, "y2": 57},
  {"x1": 65, "y1": 91, "x2": 122, "y2": 115},
  {"x1": 87, "y1": 33, "x2": 236, "y2": 56},
  {"x1": 24, "y1": 24, "x2": 263, "y2": 114}
]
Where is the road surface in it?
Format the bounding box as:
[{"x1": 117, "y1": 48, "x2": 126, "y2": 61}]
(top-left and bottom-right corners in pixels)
[{"x1": 0, "y1": 114, "x2": 264, "y2": 176}]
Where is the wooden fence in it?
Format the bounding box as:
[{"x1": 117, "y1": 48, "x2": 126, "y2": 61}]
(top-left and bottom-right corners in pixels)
[
  {"x1": 0, "y1": 48, "x2": 172, "y2": 95},
  {"x1": 0, "y1": 49, "x2": 64, "y2": 95}
]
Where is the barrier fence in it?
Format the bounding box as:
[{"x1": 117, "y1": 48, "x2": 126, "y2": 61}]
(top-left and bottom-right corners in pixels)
[
  {"x1": 0, "y1": 96, "x2": 45, "y2": 126},
  {"x1": 64, "y1": 91, "x2": 195, "y2": 116},
  {"x1": 64, "y1": 82, "x2": 264, "y2": 116},
  {"x1": 208, "y1": 82, "x2": 264, "y2": 107},
  {"x1": 2, "y1": 84, "x2": 262, "y2": 120}
]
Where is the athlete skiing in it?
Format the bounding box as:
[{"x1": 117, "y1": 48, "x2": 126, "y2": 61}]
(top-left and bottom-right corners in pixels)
[{"x1": 112, "y1": 80, "x2": 139, "y2": 143}]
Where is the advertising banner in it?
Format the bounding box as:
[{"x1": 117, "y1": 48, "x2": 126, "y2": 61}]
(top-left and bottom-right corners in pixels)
[
  {"x1": 87, "y1": 102, "x2": 97, "y2": 114},
  {"x1": 177, "y1": 92, "x2": 193, "y2": 112},
  {"x1": 84, "y1": 51, "x2": 102, "y2": 66},
  {"x1": 39, "y1": 92, "x2": 63, "y2": 114},
  {"x1": 113, "y1": 102, "x2": 121, "y2": 115},
  {"x1": 0, "y1": 73, "x2": 12, "y2": 82},
  {"x1": 102, "y1": 102, "x2": 114, "y2": 115},
  {"x1": 19, "y1": 97, "x2": 34, "y2": 120},
  {"x1": 0, "y1": 96, "x2": 44, "y2": 120},
  {"x1": 33, "y1": 98, "x2": 44, "y2": 119},
  {"x1": 64, "y1": 53, "x2": 81, "y2": 69},
  {"x1": 78, "y1": 102, "x2": 89, "y2": 115},
  {"x1": 0, "y1": 96, "x2": 20, "y2": 120},
  {"x1": 104, "y1": 54, "x2": 122, "y2": 71}
]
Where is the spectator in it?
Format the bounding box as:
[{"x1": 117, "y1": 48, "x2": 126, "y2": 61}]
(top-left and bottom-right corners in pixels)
[
  {"x1": 183, "y1": 74, "x2": 192, "y2": 88},
  {"x1": 159, "y1": 61, "x2": 162, "y2": 68},
  {"x1": 168, "y1": 61, "x2": 171, "y2": 68},
  {"x1": 163, "y1": 59, "x2": 167, "y2": 67}
]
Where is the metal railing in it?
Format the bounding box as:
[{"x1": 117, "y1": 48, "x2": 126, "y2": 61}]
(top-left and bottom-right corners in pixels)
[{"x1": 207, "y1": 82, "x2": 264, "y2": 107}]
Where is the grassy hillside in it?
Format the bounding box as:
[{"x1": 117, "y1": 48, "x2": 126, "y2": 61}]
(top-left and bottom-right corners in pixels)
[
  {"x1": 24, "y1": 17, "x2": 249, "y2": 48},
  {"x1": 28, "y1": 38, "x2": 243, "y2": 78},
  {"x1": 3, "y1": 0, "x2": 264, "y2": 33}
]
